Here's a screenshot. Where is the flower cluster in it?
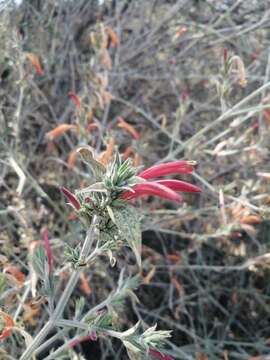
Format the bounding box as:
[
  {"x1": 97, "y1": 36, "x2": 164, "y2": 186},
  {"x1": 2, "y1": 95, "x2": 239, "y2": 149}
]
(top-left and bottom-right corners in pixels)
[
  {"x1": 60, "y1": 151, "x2": 201, "y2": 268},
  {"x1": 122, "y1": 160, "x2": 201, "y2": 202},
  {"x1": 61, "y1": 156, "x2": 201, "y2": 212}
]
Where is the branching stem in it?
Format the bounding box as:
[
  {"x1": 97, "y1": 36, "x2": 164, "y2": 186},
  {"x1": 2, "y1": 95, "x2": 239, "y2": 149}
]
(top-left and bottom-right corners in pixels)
[{"x1": 19, "y1": 215, "x2": 98, "y2": 360}]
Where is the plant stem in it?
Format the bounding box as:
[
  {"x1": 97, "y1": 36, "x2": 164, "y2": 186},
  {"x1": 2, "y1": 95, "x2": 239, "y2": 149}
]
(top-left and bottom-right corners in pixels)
[{"x1": 20, "y1": 215, "x2": 98, "y2": 360}]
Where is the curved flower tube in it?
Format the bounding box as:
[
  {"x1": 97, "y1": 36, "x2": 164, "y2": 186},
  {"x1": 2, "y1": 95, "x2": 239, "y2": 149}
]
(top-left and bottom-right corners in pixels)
[
  {"x1": 138, "y1": 161, "x2": 196, "y2": 179},
  {"x1": 122, "y1": 182, "x2": 182, "y2": 202},
  {"x1": 122, "y1": 160, "x2": 201, "y2": 203},
  {"x1": 60, "y1": 186, "x2": 81, "y2": 210},
  {"x1": 156, "y1": 179, "x2": 201, "y2": 193}
]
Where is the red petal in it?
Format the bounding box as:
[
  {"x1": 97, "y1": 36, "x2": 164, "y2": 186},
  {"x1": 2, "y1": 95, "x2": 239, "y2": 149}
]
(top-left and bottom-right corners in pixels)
[
  {"x1": 117, "y1": 117, "x2": 140, "y2": 140},
  {"x1": 149, "y1": 348, "x2": 174, "y2": 360},
  {"x1": 60, "y1": 187, "x2": 81, "y2": 210},
  {"x1": 156, "y1": 179, "x2": 201, "y2": 193},
  {"x1": 0, "y1": 328, "x2": 11, "y2": 341},
  {"x1": 68, "y1": 92, "x2": 81, "y2": 109},
  {"x1": 122, "y1": 182, "x2": 182, "y2": 202},
  {"x1": 139, "y1": 161, "x2": 196, "y2": 179}
]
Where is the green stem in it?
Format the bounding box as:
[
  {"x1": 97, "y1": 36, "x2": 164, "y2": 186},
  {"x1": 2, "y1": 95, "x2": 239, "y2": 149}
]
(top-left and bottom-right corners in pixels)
[{"x1": 19, "y1": 216, "x2": 98, "y2": 360}]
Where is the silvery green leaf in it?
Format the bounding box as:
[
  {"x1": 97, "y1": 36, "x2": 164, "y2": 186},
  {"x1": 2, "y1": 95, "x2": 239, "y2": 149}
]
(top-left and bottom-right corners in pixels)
[
  {"x1": 119, "y1": 275, "x2": 140, "y2": 293},
  {"x1": 120, "y1": 321, "x2": 141, "y2": 338},
  {"x1": 31, "y1": 246, "x2": 47, "y2": 280},
  {"x1": 64, "y1": 244, "x2": 81, "y2": 265},
  {"x1": 124, "y1": 341, "x2": 142, "y2": 360},
  {"x1": 75, "y1": 297, "x2": 85, "y2": 319},
  {"x1": 142, "y1": 324, "x2": 157, "y2": 337},
  {"x1": 78, "y1": 182, "x2": 106, "y2": 194},
  {"x1": 142, "y1": 326, "x2": 172, "y2": 346},
  {"x1": 112, "y1": 206, "x2": 142, "y2": 267},
  {"x1": 106, "y1": 205, "x2": 115, "y2": 223},
  {"x1": 110, "y1": 274, "x2": 139, "y2": 307}
]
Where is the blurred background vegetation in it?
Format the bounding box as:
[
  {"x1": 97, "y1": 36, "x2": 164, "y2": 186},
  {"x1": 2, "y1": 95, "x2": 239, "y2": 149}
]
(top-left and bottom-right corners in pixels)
[{"x1": 1, "y1": 0, "x2": 270, "y2": 359}]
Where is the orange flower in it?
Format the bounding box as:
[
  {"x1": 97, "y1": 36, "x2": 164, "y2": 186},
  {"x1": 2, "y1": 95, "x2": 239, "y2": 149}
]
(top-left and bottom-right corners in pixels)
[
  {"x1": 4, "y1": 265, "x2": 25, "y2": 286},
  {"x1": 67, "y1": 150, "x2": 77, "y2": 169},
  {"x1": 174, "y1": 26, "x2": 187, "y2": 40},
  {"x1": 26, "y1": 53, "x2": 43, "y2": 75},
  {"x1": 79, "y1": 273, "x2": 92, "y2": 296},
  {"x1": 0, "y1": 311, "x2": 14, "y2": 341},
  {"x1": 240, "y1": 215, "x2": 262, "y2": 225},
  {"x1": 106, "y1": 26, "x2": 119, "y2": 48},
  {"x1": 46, "y1": 124, "x2": 78, "y2": 141},
  {"x1": 117, "y1": 117, "x2": 140, "y2": 140},
  {"x1": 166, "y1": 254, "x2": 182, "y2": 263},
  {"x1": 98, "y1": 137, "x2": 115, "y2": 166}
]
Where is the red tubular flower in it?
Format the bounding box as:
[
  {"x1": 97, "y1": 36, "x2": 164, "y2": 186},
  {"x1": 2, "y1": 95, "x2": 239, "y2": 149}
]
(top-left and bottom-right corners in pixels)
[
  {"x1": 68, "y1": 91, "x2": 81, "y2": 109},
  {"x1": 42, "y1": 227, "x2": 53, "y2": 273},
  {"x1": 60, "y1": 186, "x2": 81, "y2": 210},
  {"x1": 138, "y1": 161, "x2": 196, "y2": 179},
  {"x1": 156, "y1": 179, "x2": 201, "y2": 193},
  {"x1": 122, "y1": 182, "x2": 182, "y2": 203},
  {"x1": 122, "y1": 160, "x2": 201, "y2": 203},
  {"x1": 149, "y1": 348, "x2": 174, "y2": 360}
]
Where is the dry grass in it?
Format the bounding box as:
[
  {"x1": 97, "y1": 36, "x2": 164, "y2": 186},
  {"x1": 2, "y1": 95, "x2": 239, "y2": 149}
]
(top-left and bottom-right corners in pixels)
[{"x1": 1, "y1": 0, "x2": 270, "y2": 359}]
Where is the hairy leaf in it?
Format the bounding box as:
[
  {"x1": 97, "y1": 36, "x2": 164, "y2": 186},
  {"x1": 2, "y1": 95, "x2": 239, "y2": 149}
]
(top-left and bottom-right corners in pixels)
[
  {"x1": 112, "y1": 206, "x2": 142, "y2": 266},
  {"x1": 31, "y1": 246, "x2": 48, "y2": 280}
]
